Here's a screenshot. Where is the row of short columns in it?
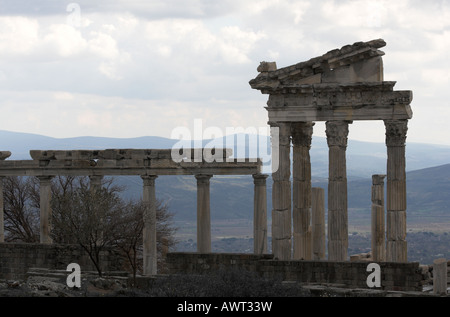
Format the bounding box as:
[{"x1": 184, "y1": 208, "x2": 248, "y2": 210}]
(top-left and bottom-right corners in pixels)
[
  {"x1": 39, "y1": 173, "x2": 268, "y2": 275},
  {"x1": 270, "y1": 119, "x2": 409, "y2": 262},
  {"x1": 0, "y1": 173, "x2": 269, "y2": 276},
  {"x1": 143, "y1": 173, "x2": 270, "y2": 274}
]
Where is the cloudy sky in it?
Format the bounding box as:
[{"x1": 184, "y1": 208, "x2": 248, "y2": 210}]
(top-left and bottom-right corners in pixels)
[{"x1": 0, "y1": 0, "x2": 449, "y2": 146}]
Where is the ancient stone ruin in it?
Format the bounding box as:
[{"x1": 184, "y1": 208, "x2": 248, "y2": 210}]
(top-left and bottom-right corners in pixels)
[
  {"x1": 249, "y1": 39, "x2": 412, "y2": 263},
  {"x1": 0, "y1": 148, "x2": 264, "y2": 277},
  {"x1": 0, "y1": 39, "x2": 447, "y2": 295}
]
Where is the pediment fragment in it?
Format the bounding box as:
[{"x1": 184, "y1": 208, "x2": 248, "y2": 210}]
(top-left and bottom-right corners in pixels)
[{"x1": 250, "y1": 39, "x2": 387, "y2": 92}]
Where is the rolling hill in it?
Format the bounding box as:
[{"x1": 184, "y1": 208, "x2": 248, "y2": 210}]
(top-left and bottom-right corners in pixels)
[{"x1": 1, "y1": 130, "x2": 450, "y2": 228}]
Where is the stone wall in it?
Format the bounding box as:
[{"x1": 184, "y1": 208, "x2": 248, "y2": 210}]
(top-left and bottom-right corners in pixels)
[
  {"x1": 167, "y1": 252, "x2": 424, "y2": 292},
  {"x1": 0, "y1": 243, "x2": 123, "y2": 281}
]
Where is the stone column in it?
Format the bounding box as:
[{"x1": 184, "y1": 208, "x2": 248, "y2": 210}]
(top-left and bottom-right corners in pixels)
[
  {"x1": 0, "y1": 153, "x2": 10, "y2": 243},
  {"x1": 89, "y1": 175, "x2": 104, "y2": 244},
  {"x1": 433, "y1": 258, "x2": 448, "y2": 295},
  {"x1": 371, "y1": 175, "x2": 386, "y2": 262},
  {"x1": 196, "y1": 174, "x2": 213, "y2": 253},
  {"x1": 270, "y1": 122, "x2": 292, "y2": 260},
  {"x1": 161, "y1": 237, "x2": 169, "y2": 261},
  {"x1": 326, "y1": 121, "x2": 351, "y2": 261},
  {"x1": 89, "y1": 175, "x2": 103, "y2": 193},
  {"x1": 0, "y1": 177, "x2": 4, "y2": 243},
  {"x1": 38, "y1": 176, "x2": 53, "y2": 244},
  {"x1": 384, "y1": 119, "x2": 408, "y2": 262},
  {"x1": 253, "y1": 173, "x2": 268, "y2": 255},
  {"x1": 291, "y1": 122, "x2": 314, "y2": 260},
  {"x1": 312, "y1": 187, "x2": 326, "y2": 261},
  {"x1": 141, "y1": 175, "x2": 158, "y2": 275}
]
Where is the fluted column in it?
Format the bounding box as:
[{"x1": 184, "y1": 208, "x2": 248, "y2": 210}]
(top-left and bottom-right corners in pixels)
[
  {"x1": 385, "y1": 119, "x2": 408, "y2": 262},
  {"x1": 312, "y1": 187, "x2": 326, "y2": 261},
  {"x1": 291, "y1": 122, "x2": 314, "y2": 260},
  {"x1": 371, "y1": 175, "x2": 386, "y2": 262},
  {"x1": 270, "y1": 122, "x2": 292, "y2": 260},
  {"x1": 0, "y1": 177, "x2": 4, "y2": 243},
  {"x1": 38, "y1": 176, "x2": 54, "y2": 244},
  {"x1": 141, "y1": 175, "x2": 158, "y2": 275},
  {"x1": 326, "y1": 121, "x2": 351, "y2": 261},
  {"x1": 433, "y1": 258, "x2": 448, "y2": 295},
  {"x1": 253, "y1": 173, "x2": 268, "y2": 255},
  {"x1": 196, "y1": 174, "x2": 213, "y2": 253}
]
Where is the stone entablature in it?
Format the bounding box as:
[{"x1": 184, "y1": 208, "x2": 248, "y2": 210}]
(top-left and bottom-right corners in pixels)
[
  {"x1": 0, "y1": 149, "x2": 260, "y2": 176},
  {"x1": 264, "y1": 82, "x2": 412, "y2": 122},
  {"x1": 28, "y1": 148, "x2": 233, "y2": 161}
]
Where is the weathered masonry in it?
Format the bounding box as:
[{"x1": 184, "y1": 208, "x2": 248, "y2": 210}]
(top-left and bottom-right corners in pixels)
[
  {"x1": 250, "y1": 39, "x2": 413, "y2": 262},
  {"x1": 0, "y1": 149, "x2": 265, "y2": 276},
  {"x1": 167, "y1": 253, "x2": 424, "y2": 292}
]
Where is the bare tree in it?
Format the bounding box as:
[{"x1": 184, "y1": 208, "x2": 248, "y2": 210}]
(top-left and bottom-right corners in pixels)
[
  {"x1": 50, "y1": 176, "x2": 177, "y2": 277},
  {"x1": 112, "y1": 199, "x2": 146, "y2": 282},
  {"x1": 156, "y1": 200, "x2": 178, "y2": 272},
  {"x1": 112, "y1": 198, "x2": 178, "y2": 281},
  {"x1": 3, "y1": 175, "x2": 177, "y2": 277},
  {"x1": 51, "y1": 176, "x2": 124, "y2": 276},
  {"x1": 51, "y1": 175, "x2": 83, "y2": 244},
  {"x1": 3, "y1": 176, "x2": 39, "y2": 242}
]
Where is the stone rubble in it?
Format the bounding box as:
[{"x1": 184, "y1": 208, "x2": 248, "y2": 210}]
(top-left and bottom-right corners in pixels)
[
  {"x1": 0, "y1": 269, "x2": 132, "y2": 297},
  {"x1": 0, "y1": 272, "x2": 447, "y2": 297}
]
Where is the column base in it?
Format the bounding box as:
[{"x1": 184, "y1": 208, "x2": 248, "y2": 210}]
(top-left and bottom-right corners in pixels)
[
  {"x1": 328, "y1": 240, "x2": 348, "y2": 262},
  {"x1": 386, "y1": 240, "x2": 408, "y2": 263},
  {"x1": 293, "y1": 231, "x2": 312, "y2": 260},
  {"x1": 272, "y1": 209, "x2": 291, "y2": 260}
]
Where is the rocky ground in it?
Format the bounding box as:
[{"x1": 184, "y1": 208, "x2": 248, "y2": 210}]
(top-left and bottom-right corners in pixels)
[
  {"x1": 0, "y1": 268, "x2": 447, "y2": 297},
  {"x1": 0, "y1": 272, "x2": 139, "y2": 297}
]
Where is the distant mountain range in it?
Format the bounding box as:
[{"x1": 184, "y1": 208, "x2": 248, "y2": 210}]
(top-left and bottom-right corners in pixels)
[
  {"x1": 2, "y1": 129, "x2": 450, "y2": 176},
  {"x1": 1, "y1": 130, "x2": 450, "y2": 226}
]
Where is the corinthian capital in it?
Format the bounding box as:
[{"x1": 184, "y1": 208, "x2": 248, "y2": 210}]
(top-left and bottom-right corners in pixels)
[
  {"x1": 269, "y1": 122, "x2": 291, "y2": 146},
  {"x1": 326, "y1": 121, "x2": 351, "y2": 148},
  {"x1": 384, "y1": 120, "x2": 408, "y2": 147},
  {"x1": 291, "y1": 122, "x2": 314, "y2": 148}
]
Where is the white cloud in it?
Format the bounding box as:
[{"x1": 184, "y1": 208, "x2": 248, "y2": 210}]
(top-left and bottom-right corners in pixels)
[
  {"x1": 43, "y1": 24, "x2": 88, "y2": 57},
  {"x1": 0, "y1": 0, "x2": 449, "y2": 146},
  {"x1": 52, "y1": 92, "x2": 75, "y2": 100},
  {"x1": 0, "y1": 16, "x2": 39, "y2": 56},
  {"x1": 0, "y1": 90, "x2": 268, "y2": 139},
  {"x1": 143, "y1": 18, "x2": 264, "y2": 65},
  {"x1": 88, "y1": 31, "x2": 119, "y2": 60},
  {"x1": 219, "y1": 26, "x2": 266, "y2": 64}
]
